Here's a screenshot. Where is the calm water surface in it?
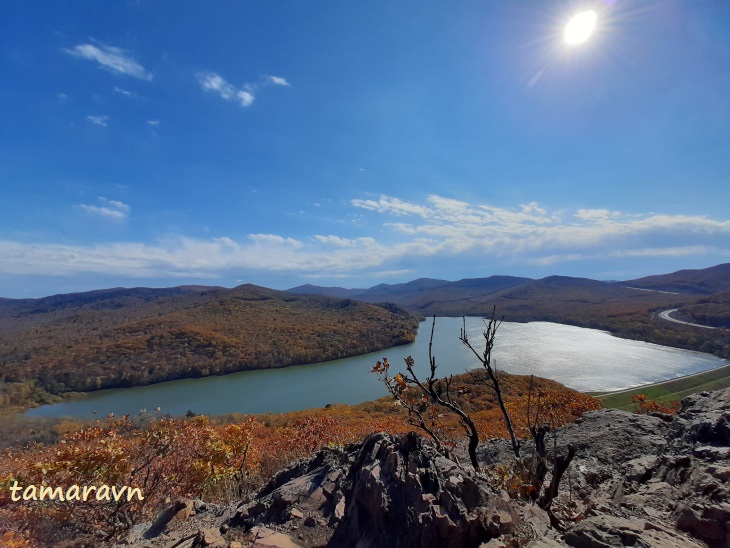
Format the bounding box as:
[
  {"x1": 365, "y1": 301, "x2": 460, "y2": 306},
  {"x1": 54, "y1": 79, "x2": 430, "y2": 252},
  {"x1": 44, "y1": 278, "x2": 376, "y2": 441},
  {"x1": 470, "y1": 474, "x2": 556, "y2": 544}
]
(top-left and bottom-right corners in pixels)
[{"x1": 27, "y1": 317, "x2": 727, "y2": 418}]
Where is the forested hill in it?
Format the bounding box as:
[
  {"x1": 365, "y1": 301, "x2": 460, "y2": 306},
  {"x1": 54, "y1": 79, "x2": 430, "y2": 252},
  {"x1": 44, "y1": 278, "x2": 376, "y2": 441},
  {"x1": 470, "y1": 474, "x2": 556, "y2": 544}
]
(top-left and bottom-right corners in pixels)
[
  {"x1": 290, "y1": 274, "x2": 682, "y2": 319},
  {"x1": 0, "y1": 285, "x2": 420, "y2": 405},
  {"x1": 621, "y1": 262, "x2": 730, "y2": 295}
]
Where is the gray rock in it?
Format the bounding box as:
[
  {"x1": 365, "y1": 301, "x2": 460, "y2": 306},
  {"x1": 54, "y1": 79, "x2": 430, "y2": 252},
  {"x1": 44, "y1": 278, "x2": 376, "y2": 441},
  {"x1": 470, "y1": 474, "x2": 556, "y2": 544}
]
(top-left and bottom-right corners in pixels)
[
  {"x1": 564, "y1": 514, "x2": 704, "y2": 547},
  {"x1": 676, "y1": 389, "x2": 730, "y2": 446},
  {"x1": 230, "y1": 447, "x2": 348, "y2": 529},
  {"x1": 675, "y1": 502, "x2": 730, "y2": 548},
  {"x1": 329, "y1": 432, "x2": 517, "y2": 548}
]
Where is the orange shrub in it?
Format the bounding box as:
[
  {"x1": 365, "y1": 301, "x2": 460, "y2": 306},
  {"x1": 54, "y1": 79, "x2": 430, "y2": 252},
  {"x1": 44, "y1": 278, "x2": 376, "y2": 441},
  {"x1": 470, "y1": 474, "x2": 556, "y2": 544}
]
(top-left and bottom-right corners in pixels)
[{"x1": 631, "y1": 394, "x2": 680, "y2": 414}]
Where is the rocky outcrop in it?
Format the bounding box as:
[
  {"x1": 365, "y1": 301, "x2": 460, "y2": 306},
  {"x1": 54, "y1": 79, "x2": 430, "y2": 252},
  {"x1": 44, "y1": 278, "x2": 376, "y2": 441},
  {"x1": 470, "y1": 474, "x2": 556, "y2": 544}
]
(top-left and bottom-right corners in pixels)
[
  {"x1": 126, "y1": 387, "x2": 730, "y2": 548},
  {"x1": 552, "y1": 388, "x2": 730, "y2": 548},
  {"x1": 329, "y1": 431, "x2": 518, "y2": 547},
  {"x1": 227, "y1": 431, "x2": 518, "y2": 548}
]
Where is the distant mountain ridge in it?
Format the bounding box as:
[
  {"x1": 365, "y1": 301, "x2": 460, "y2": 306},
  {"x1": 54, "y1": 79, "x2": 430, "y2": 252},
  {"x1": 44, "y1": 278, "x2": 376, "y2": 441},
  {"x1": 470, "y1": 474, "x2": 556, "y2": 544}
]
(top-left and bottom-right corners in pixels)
[
  {"x1": 289, "y1": 275, "x2": 531, "y2": 311},
  {"x1": 621, "y1": 263, "x2": 730, "y2": 295},
  {"x1": 287, "y1": 266, "x2": 730, "y2": 363},
  {"x1": 288, "y1": 273, "x2": 677, "y2": 318},
  {"x1": 287, "y1": 264, "x2": 730, "y2": 317},
  {"x1": 0, "y1": 286, "x2": 224, "y2": 317}
]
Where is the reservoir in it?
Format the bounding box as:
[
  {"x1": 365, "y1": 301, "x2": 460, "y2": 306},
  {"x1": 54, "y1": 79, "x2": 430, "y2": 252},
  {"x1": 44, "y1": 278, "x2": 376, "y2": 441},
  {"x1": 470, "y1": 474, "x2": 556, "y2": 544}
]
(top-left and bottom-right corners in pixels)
[{"x1": 26, "y1": 317, "x2": 727, "y2": 418}]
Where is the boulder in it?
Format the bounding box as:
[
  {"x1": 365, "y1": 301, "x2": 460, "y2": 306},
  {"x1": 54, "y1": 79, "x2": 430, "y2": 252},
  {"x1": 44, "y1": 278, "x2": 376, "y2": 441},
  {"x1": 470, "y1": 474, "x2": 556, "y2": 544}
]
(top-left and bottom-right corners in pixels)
[{"x1": 676, "y1": 390, "x2": 730, "y2": 446}]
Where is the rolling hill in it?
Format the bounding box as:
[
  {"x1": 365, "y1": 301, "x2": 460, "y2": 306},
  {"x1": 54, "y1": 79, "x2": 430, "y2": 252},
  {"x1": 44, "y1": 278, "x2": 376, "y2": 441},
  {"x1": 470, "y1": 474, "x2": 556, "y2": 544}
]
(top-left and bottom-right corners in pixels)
[
  {"x1": 0, "y1": 285, "x2": 420, "y2": 405},
  {"x1": 290, "y1": 274, "x2": 681, "y2": 319},
  {"x1": 621, "y1": 263, "x2": 730, "y2": 295}
]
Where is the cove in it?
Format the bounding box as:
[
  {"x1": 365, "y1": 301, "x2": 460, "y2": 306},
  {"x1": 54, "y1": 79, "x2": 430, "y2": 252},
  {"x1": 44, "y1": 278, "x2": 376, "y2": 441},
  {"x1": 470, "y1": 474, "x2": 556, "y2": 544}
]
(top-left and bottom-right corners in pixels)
[{"x1": 26, "y1": 317, "x2": 727, "y2": 418}]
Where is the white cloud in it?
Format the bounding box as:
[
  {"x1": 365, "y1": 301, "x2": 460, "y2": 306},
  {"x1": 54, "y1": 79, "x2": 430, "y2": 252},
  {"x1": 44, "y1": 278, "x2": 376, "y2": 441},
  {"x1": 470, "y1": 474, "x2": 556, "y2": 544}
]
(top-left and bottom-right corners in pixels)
[
  {"x1": 146, "y1": 119, "x2": 160, "y2": 126},
  {"x1": 198, "y1": 71, "x2": 291, "y2": 107},
  {"x1": 86, "y1": 115, "x2": 109, "y2": 127},
  {"x1": 248, "y1": 233, "x2": 303, "y2": 248},
  {"x1": 237, "y1": 90, "x2": 254, "y2": 107},
  {"x1": 521, "y1": 202, "x2": 547, "y2": 215},
  {"x1": 352, "y1": 194, "x2": 730, "y2": 265},
  {"x1": 2, "y1": 195, "x2": 729, "y2": 282},
  {"x1": 610, "y1": 246, "x2": 716, "y2": 258},
  {"x1": 197, "y1": 72, "x2": 255, "y2": 107},
  {"x1": 114, "y1": 86, "x2": 134, "y2": 97},
  {"x1": 65, "y1": 44, "x2": 152, "y2": 80},
  {"x1": 266, "y1": 75, "x2": 290, "y2": 86},
  {"x1": 351, "y1": 195, "x2": 432, "y2": 217},
  {"x1": 575, "y1": 209, "x2": 621, "y2": 222},
  {"x1": 78, "y1": 197, "x2": 130, "y2": 220}
]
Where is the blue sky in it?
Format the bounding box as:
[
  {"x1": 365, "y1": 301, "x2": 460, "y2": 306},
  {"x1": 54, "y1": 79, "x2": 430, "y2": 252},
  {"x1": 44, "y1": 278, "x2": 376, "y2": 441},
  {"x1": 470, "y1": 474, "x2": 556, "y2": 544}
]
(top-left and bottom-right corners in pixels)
[{"x1": 2, "y1": 1, "x2": 730, "y2": 298}]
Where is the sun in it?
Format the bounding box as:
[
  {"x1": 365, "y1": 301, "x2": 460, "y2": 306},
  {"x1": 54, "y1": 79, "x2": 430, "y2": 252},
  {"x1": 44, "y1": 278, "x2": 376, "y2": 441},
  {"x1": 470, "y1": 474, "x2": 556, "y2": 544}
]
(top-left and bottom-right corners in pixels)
[{"x1": 564, "y1": 10, "x2": 597, "y2": 45}]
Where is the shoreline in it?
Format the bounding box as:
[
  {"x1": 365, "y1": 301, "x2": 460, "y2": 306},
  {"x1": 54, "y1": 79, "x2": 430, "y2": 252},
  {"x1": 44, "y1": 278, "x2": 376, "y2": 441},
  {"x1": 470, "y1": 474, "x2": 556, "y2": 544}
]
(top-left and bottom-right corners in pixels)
[
  {"x1": 589, "y1": 362, "x2": 730, "y2": 410},
  {"x1": 588, "y1": 362, "x2": 730, "y2": 397}
]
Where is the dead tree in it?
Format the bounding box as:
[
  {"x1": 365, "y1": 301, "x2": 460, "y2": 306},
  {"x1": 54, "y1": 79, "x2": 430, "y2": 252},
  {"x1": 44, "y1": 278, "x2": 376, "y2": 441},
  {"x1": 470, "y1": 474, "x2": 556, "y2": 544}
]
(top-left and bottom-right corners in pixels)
[
  {"x1": 461, "y1": 308, "x2": 521, "y2": 459},
  {"x1": 373, "y1": 316, "x2": 482, "y2": 471},
  {"x1": 525, "y1": 374, "x2": 577, "y2": 511},
  {"x1": 374, "y1": 310, "x2": 577, "y2": 509}
]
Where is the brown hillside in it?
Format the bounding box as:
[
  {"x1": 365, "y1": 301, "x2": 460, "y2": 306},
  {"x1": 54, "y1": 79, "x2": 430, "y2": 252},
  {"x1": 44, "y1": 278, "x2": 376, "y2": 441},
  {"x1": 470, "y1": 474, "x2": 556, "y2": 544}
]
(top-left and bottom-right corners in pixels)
[
  {"x1": 622, "y1": 262, "x2": 730, "y2": 295},
  {"x1": 0, "y1": 285, "x2": 420, "y2": 403}
]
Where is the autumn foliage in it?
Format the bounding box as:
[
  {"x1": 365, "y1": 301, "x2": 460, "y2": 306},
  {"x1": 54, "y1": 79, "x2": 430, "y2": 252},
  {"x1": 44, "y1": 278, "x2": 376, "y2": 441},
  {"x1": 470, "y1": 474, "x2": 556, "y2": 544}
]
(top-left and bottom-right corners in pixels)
[
  {"x1": 0, "y1": 409, "x2": 411, "y2": 545},
  {"x1": 631, "y1": 394, "x2": 681, "y2": 415},
  {"x1": 0, "y1": 370, "x2": 600, "y2": 546},
  {"x1": 0, "y1": 413, "x2": 259, "y2": 543}
]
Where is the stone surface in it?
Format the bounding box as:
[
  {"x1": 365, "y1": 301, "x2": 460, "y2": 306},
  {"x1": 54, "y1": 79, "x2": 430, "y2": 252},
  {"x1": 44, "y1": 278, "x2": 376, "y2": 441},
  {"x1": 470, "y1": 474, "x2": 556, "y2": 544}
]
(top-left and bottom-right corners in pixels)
[
  {"x1": 142, "y1": 499, "x2": 194, "y2": 539},
  {"x1": 563, "y1": 514, "x2": 705, "y2": 547},
  {"x1": 193, "y1": 527, "x2": 227, "y2": 547},
  {"x1": 249, "y1": 526, "x2": 301, "y2": 548},
  {"x1": 328, "y1": 431, "x2": 517, "y2": 548}
]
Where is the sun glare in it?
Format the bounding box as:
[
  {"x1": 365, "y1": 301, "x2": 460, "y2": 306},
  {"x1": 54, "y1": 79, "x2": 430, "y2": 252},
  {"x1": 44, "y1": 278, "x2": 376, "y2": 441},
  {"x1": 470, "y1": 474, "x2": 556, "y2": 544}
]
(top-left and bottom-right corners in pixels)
[{"x1": 564, "y1": 10, "x2": 597, "y2": 45}]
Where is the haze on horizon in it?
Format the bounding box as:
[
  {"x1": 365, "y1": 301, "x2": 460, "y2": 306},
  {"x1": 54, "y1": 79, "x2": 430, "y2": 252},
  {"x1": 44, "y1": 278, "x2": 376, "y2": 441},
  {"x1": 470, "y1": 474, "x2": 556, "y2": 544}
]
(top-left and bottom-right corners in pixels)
[{"x1": 2, "y1": 1, "x2": 730, "y2": 299}]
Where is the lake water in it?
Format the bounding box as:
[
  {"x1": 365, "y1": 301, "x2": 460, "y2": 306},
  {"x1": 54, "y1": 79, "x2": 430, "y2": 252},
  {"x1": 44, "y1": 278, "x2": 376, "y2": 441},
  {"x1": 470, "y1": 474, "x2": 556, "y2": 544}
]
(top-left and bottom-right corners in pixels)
[{"x1": 26, "y1": 317, "x2": 727, "y2": 418}]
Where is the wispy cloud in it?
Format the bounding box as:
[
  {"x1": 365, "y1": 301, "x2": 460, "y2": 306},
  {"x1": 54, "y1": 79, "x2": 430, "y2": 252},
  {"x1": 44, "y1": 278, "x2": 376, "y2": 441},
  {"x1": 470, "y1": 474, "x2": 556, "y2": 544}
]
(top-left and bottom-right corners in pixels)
[
  {"x1": 197, "y1": 71, "x2": 291, "y2": 107},
  {"x1": 78, "y1": 197, "x2": 130, "y2": 220},
  {"x1": 86, "y1": 115, "x2": 110, "y2": 127},
  {"x1": 197, "y1": 72, "x2": 254, "y2": 107},
  {"x1": 266, "y1": 75, "x2": 290, "y2": 86},
  {"x1": 350, "y1": 195, "x2": 730, "y2": 261},
  {"x1": 113, "y1": 86, "x2": 135, "y2": 97},
  {"x1": 2, "y1": 195, "x2": 728, "y2": 282},
  {"x1": 351, "y1": 196, "x2": 432, "y2": 217},
  {"x1": 146, "y1": 119, "x2": 160, "y2": 126},
  {"x1": 65, "y1": 43, "x2": 152, "y2": 81}
]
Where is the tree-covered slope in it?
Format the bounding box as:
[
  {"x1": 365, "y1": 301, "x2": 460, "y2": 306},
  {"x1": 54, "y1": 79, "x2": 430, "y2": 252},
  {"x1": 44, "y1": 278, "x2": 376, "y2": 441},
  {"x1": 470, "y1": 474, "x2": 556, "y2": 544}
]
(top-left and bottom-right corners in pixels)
[
  {"x1": 621, "y1": 263, "x2": 730, "y2": 295},
  {"x1": 0, "y1": 285, "x2": 420, "y2": 399}
]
